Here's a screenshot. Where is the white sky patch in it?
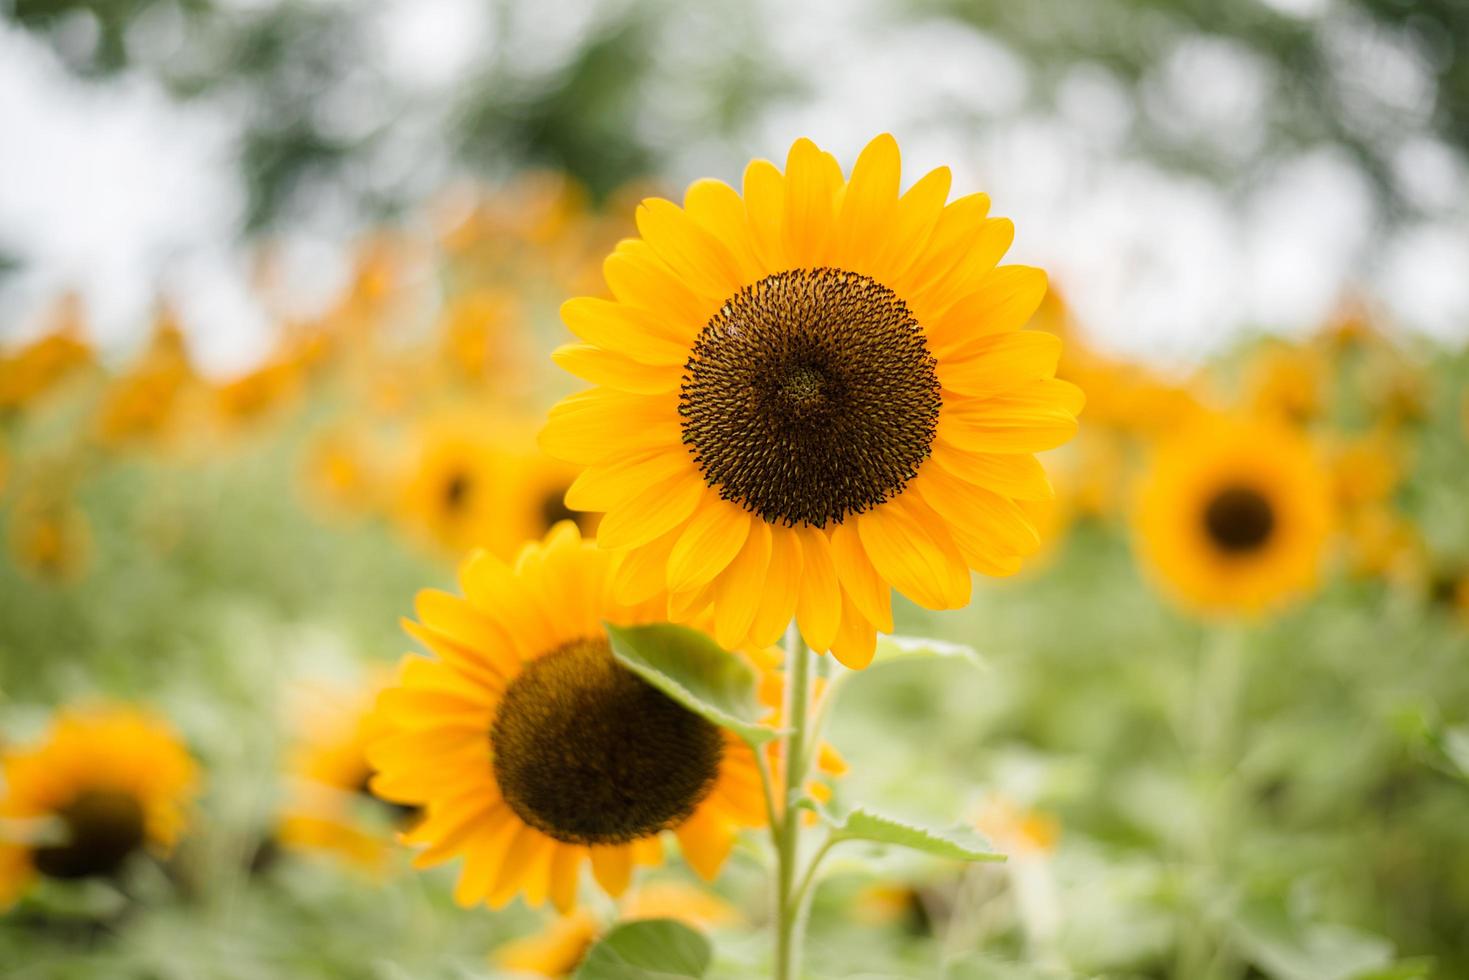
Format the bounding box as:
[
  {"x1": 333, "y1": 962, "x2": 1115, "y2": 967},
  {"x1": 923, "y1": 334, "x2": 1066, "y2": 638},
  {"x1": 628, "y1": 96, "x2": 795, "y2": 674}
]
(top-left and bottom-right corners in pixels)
[
  {"x1": 0, "y1": 23, "x2": 248, "y2": 355},
  {"x1": 373, "y1": 0, "x2": 490, "y2": 92},
  {"x1": 0, "y1": 0, "x2": 1466, "y2": 371}
]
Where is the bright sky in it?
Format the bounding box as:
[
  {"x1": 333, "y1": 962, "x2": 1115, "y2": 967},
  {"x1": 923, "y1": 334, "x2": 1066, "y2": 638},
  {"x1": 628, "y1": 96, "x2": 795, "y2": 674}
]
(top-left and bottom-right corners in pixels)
[{"x1": 1, "y1": 1, "x2": 1466, "y2": 376}]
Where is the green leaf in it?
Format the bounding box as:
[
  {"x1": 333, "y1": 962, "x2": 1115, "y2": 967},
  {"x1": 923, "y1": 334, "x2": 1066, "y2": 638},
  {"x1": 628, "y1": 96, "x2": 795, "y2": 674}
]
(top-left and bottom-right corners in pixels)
[
  {"x1": 1442, "y1": 726, "x2": 1469, "y2": 779},
  {"x1": 828, "y1": 806, "x2": 1004, "y2": 863},
  {"x1": 574, "y1": 918, "x2": 712, "y2": 979},
  {"x1": 1232, "y1": 915, "x2": 1395, "y2": 980},
  {"x1": 870, "y1": 635, "x2": 986, "y2": 669},
  {"x1": 605, "y1": 622, "x2": 777, "y2": 745}
]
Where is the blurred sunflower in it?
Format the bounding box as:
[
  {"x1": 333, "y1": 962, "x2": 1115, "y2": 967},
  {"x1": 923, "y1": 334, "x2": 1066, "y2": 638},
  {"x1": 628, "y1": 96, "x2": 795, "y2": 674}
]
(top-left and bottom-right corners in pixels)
[
  {"x1": 278, "y1": 676, "x2": 413, "y2": 872},
  {"x1": 397, "y1": 415, "x2": 504, "y2": 555},
  {"x1": 398, "y1": 415, "x2": 594, "y2": 559},
  {"x1": 7, "y1": 493, "x2": 93, "y2": 584},
  {"x1": 437, "y1": 288, "x2": 520, "y2": 383},
  {"x1": 495, "y1": 909, "x2": 602, "y2": 977},
  {"x1": 0, "y1": 293, "x2": 91, "y2": 413},
  {"x1": 852, "y1": 882, "x2": 937, "y2": 935},
  {"x1": 974, "y1": 795, "x2": 1060, "y2": 859},
  {"x1": 1245, "y1": 341, "x2": 1329, "y2": 426},
  {"x1": 93, "y1": 308, "x2": 194, "y2": 448},
  {"x1": 301, "y1": 426, "x2": 382, "y2": 519},
  {"x1": 211, "y1": 357, "x2": 303, "y2": 431},
  {"x1": 1135, "y1": 414, "x2": 1333, "y2": 616},
  {"x1": 0, "y1": 706, "x2": 197, "y2": 907},
  {"x1": 542, "y1": 134, "x2": 1080, "y2": 668},
  {"x1": 366, "y1": 523, "x2": 767, "y2": 912},
  {"x1": 494, "y1": 881, "x2": 739, "y2": 977}
]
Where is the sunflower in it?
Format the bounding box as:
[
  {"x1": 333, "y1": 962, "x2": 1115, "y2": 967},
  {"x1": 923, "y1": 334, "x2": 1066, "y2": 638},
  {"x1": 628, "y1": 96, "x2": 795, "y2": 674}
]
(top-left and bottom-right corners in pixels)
[
  {"x1": 1245, "y1": 341, "x2": 1329, "y2": 426},
  {"x1": 973, "y1": 795, "x2": 1060, "y2": 859},
  {"x1": 365, "y1": 523, "x2": 767, "y2": 913},
  {"x1": 277, "y1": 675, "x2": 413, "y2": 872},
  {"x1": 493, "y1": 881, "x2": 739, "y2": 977},
  {"x1": 300, "y1": 425, "x2": 382, "y2": 520},
  {"x1": 437, "y1": 288, "x2": 520, "y2": 383},
  {"x1": 541, "y1": 134, "x2": 1080, "y2": 669},
  {"x1": 0, "y1": 293, "x2": 91, "y2": 413},
  {"x1": 397, "y1": 415, "x2": 508, "y2": 555},
  {"x1": 1134, "y1": 413, "x2": 1333, "y2": 616},
  {"x1": 7, "y1": 493, "x2": 93, "y2": 584},
  {"x1": 93, "y1": 308, "x2": 194, "y2": 449},
  {"x1": 211, "y1": 357, "x2": 302, "y2": 431},
  {"x1": 0, "y1": 706, "x2": 197, "y2": 907},
  {"x1": 398, "y1": 414, "x2": 594, "y2": 559}
]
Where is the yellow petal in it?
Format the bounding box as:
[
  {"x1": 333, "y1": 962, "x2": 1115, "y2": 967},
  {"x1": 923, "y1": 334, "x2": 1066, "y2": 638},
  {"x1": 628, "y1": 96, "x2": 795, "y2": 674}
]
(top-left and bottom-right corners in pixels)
[
  {"x1": 589, "y1": 844, "x2": 633, "y2": 897},
  {"x1": 830, "y1": 593, "x2": 877, "y2": 670},
  {"x1": 856, "y1": 499, "x2": 969, "y2": 610},
  {"x1": 892, "y1": 192, "x2": 991, "y2": 298},
  {"x1": 712, "y1": 520, "x2": 773, "y2": 649},
  {"x1": 636, "y1": 198, "x2": 745, "y2": 302},
  {"x1": 834, "y1": 133, "x2": 901, "y2": 272},
  {"x1": 936, "y1": 331, "x2": 1062, "y2": 397},
  {"x1": 560, "y1": 297, "x2": 691, "y2": 365},
  {"x1": 911, "y1": 218, "x2": 1016, "y2": 320},
  {"x1": 930, "y1": 445, "x2": 1054, "y2": 500},
  {"x1": 742, "y1": 158, "x2": 786, "y2": 270},
  {"x1": 487, "y1": 825, "x2": 553, "y2": 909},
  {"x1": 749, "y1": 525, "x2": 804, "y2": 646},
  {"x1": 548, "y1": 845, "x2": 584, "y2": 914},
  {"x1": 666, "y1": 496, "x2": 752, "y2": 594},
  {"x1": 911, "y1": 466, "x2": 1039, "y2": 557},
  {"x1": 564, "y1": 449, "x2": 696, "y2": 512},
  {"x1": 872, "y1": 165, "x2": 951, "y2": 282},
  {"x1": 540, "y1": 389, "x2": 682, "y2": 465},
  {"x1": 683, "y1": 178, "x2": 766, "y2": 283},
  {"x1": 794, "y1": 526, "x2": 841, "y2": 652},
  {"x1": 828, "y1": 523, "x2": 894, "y2": 632},
  {"x1": 552, "y1": 343, "x2": 683, "y2": 394},
  {"x1": 928, "y1": 266, "x2": 1050, "y2": 356},
  {"x1": 675, "y1": 806, "x2": 734, "y2": 881},
  {"x1": 602, "y1": 239, "x2": 709, "y2": 337},
  {"x1": 783, "y1": 138, "x2": 840, "y2": 267},
  {"x1": 610, "y1": 523, "x2": 686, "y2": 605},
  {"x1": 596, "y1": 475, "x2": 707, "y2": 551}
]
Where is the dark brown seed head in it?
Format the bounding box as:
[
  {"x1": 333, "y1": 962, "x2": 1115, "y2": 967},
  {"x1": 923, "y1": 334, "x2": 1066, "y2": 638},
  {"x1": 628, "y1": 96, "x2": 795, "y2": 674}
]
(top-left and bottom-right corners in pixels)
[
  {"x1": 679, "y1": 268, "x2": 940, "y2": 528},
  {"x1": 1202, "y1": 484, "x2": 1276, "y2": 554},
  {"x1": 33, "y1": 788, "x2": 147, "y2": 880},
  {"x1": 491, "y1": 638, "x2": 723, "y2": 846}
]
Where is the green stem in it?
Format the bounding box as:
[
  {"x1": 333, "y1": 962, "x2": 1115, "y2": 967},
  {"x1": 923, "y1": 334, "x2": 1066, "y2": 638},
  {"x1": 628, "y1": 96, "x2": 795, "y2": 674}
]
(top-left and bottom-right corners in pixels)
[{"x1": 774, "y1": 621, "x2": 814, "y2": 980}]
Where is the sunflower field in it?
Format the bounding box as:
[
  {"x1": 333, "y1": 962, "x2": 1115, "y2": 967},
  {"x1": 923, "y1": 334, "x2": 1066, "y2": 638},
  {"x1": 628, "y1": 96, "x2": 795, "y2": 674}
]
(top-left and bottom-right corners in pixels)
[{"x1": 2, "y1": 2, "x2": 1468, "y2": 979}]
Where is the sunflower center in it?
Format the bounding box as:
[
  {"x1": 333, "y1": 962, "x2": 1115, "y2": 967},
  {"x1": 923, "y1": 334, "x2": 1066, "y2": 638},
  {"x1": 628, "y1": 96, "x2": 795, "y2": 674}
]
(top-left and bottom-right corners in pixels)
[
  {"x1": 540, "y1": 486, "x2": 578, "y2": 531},
  {"x1": 679, "y1": 268, "x2": 941, "y2": 527},
  {"x1": 33, "y1": 788, "x2": 147, "y2": 880},
  {"x1": 443, "y1": 471, "x2": 472, "y2": 512},
  {"x1": 1203, "y1": 484, "x2": 1276, "y2": 554},
  {"x1": 490, "y1": 637, "x2": 723, "y2": 845}
]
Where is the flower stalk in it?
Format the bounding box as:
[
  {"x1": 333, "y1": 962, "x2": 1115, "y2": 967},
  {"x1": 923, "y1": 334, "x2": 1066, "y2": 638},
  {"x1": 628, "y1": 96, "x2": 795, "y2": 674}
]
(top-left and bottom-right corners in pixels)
[{"x1": 774, "y1": 621, "x2": 815, "y2": 980}]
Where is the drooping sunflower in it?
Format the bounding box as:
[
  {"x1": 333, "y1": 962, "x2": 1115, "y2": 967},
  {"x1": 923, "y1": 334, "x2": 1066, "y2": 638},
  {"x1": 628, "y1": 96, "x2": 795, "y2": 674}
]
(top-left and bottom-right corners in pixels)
[
  {"x1": 541, "y1": 134, "x2": 1081, "y2": 669},
  {"x1": 365, "y1": 523, "x2": 766, "y2": 912},
  {"x1": 277, "y1": 675, "x2": 414, "y2": 872},
  {"x1": 1134, "y1": 413, "x2": 1333, "y2": 616},
  {"x1": 0, "y1": 706, "x2": 198, "y2": 907}
]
